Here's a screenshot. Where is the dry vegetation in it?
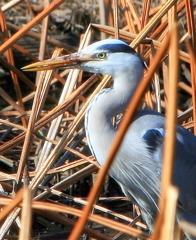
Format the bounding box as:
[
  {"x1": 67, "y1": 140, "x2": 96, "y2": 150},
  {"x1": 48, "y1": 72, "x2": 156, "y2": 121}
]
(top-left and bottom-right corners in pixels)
[{"x1": 0, "y1": 0, "x2": 196, "y2": 239}]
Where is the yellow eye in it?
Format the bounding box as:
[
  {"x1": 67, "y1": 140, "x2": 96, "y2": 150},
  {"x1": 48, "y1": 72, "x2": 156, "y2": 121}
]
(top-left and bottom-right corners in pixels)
[{"x1": 97, "y1": 52, "x2": 107, "y2": 59}]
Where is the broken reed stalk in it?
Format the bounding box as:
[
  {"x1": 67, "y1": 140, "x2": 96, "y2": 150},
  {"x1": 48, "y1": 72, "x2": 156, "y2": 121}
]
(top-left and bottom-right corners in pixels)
[
  {"x1": 28, "y1": 76, "x2": 108, "y2": 191},
  {"x1": 0, "y1": 197, "x2": 150, "y2": 239},
  {"x1": 15, "y1": 49, "x2": 62, "y2": 187},
  {"x1": 68, "y1": 32, "x2": 171, "y2": 240},
  {"x1": 35, "y1": 26, "x2": 93, "y2": 170},
  {"x1": 34, "y1": 68, "x2": 82, "y2": 170}
]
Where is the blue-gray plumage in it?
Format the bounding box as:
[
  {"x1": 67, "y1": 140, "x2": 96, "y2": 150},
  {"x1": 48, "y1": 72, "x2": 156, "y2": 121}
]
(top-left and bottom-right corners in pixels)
[{"x1": 23, "y1": 39, "x2": 196, "y2": 239}]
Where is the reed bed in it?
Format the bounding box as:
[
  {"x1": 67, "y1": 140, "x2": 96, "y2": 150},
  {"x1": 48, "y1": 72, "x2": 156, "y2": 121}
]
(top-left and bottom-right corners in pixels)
[{"x1": 0, "y1": 0, "x2": 196, "y2": 239}]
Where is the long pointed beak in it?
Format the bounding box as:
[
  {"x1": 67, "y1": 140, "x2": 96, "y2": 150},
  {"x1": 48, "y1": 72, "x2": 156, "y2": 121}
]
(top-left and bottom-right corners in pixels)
[{"x1": 22, "y1": 52, "x2": 91, "y2": 71}]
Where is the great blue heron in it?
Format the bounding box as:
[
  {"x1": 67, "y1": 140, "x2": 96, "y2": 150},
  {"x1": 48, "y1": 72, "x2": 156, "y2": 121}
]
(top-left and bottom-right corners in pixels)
[{"x1": 23, "y1": 39, "x2": 196, "y2": 239}]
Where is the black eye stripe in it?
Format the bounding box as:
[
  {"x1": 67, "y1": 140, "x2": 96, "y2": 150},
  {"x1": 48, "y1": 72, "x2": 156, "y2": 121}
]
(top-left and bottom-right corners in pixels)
[{"x1": 96, "y1": 43, "x2": 136, "y2": 54}]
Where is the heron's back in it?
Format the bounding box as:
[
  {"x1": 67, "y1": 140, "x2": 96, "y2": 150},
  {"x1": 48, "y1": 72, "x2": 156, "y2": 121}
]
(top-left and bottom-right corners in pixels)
[{"x1": 109, "y1": 110, "x2": 196, "y2": 229}]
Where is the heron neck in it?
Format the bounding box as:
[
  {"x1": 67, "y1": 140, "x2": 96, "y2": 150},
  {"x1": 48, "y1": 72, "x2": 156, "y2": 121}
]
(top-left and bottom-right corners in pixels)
[
  {"x1": 112, "y1": 74, "x2": 140, "y2": 115},
  {"x1": 85, "y1": 72, "x2": 142, "y2": 165}
]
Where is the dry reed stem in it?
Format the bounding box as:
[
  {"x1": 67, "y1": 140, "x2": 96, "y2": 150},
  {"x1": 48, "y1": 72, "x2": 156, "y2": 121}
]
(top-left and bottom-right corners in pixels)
[
  {"x1": 141, "y1": 0, "x2": 151, "y2": 29},
  {"x1": 159, "y1": 186, "x2": 178, "y2": 240},
  {"x1": 98, "y1": 0, "x2": 106, "y2": 40},
  {"x1": 63, "y1": 75, "x2": 111, "y2": 138},
  {"x1": 28, "y1": 74, "x2": 109, "y2": 191},
  {"x1": 150, "y1": 1, "x2": 185, "y2": 40},
  {"x1": 91, "y1": 23, "x2": 190, "y2": 63},
  {"x1": 0, "y1": 87, "x2": 27, "y2": 116},
  {"x1": 149, "y1": 41, "x2": 162, "y2": 112},
  {"x1": 35, "y1": 0, "x2": 50, "y2": 85},
  {"x1": 38, "y1": 210, "x2": 112, "y2": 240},
  {"x1": 0, "y1": 9, "x2": 27, "y2": 127},
  {"x1": 113, "y1": 0, "x2": 119, "y2": 39},
  {"x1": 0, "y1": 198, "x2": 151, "y2": 239},
  {"x1": 162, "y1": 6, "x2": 178, "y2": 199},
  {"x1": 35, "y1": 26, "x2": 93, "y2": 170},
  {"x1": 186, "y1": 20, "x2": 196, "y2": 136},
  {"x1": 6, "y1": 22, "x2": 76, "y2": 50},
  {"x1": 19, "y1": 187, "x2": 32, "y2": 240},
  {"x1": 0, "y1": 119, "x2": 26, "y2": 132},
  {"x1": 0, "y1": 208, "x2": 21, "y2": 239},
  {"x1": 68, "y1": 29, "x2": 171, "y2": 240},
  {"x1": 0, "y1": 68, "x2": 67, "y2": 113},
  {"x1": 35, "y1": 53, "x2": 64, "y2": 113},
  {"x1": 140, "y1": 0, "x2": 151, "y2": 53},
  {"x1": 36, "y1": 188, "x2": 147, "y2": 229},
  {"x1": 153, "y1": 21, "x2": 179, "y2": 240},
  {"x1": 179, "y1": 221, "x2": 196, "y2": 237},
  {"x1": 0, "y1": 57, "x2": 36, "y2": 90},
  {"x1": 185, "y1": 0, "x2": 196, "y2": 51},
  {"x1": 112, "y1": 215, "x2": 141, "y2": 240},
  {"x1": 1, "y1": 1, "x2": 196, "y2": 239},
  {"x1": 104, "y1": 0, "x2": 114, "y2": 27},
  {"x1": 0, "y1": 188, "x2": 24, "y2": 223},
  {"x1": 1, "y1": 0, "x2": 23, "y2": 12},
  {"x1": 186, "y1": 38, "x2": 196, "y2": 134},
  {"x1": 0, "y1": 75, "x2": 97, "y2": 154},
  {"x1": 121, "y1": 0, "x2": 137, "y2": 33},
  {"x1": 34, "y1": 164, "x2": 98, "y2": 201},
  {"x1": 28, "y1": 29, "x2": 94, "y2": 187},
  {"x1": 124, "y1": 0, "x2": 141, "y2": 31},
  {"x1": 130, "y1": 0, "x2": 177, "y2": 48},
  {"x1": 37, "y1": 210, "x2": 112, "y2": 240},
  {"x1": 0, "y1": 157, "x2": 96, "y2": 181},
  {"x1": 15, "y1": 49, "x2": 63, "y2": 186},
  {"x1": 178, "y1": 81, "x2": 192, "y2": 95},
  {"x1": 0, "y1": 0, "x2": 69, "y2": 53}
]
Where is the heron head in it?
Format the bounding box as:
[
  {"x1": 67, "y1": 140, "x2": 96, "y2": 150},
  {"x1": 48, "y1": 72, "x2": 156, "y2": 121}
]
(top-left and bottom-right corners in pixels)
[{"x1": 22, "y1": 39, "x2": 144, "y2": 79}]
